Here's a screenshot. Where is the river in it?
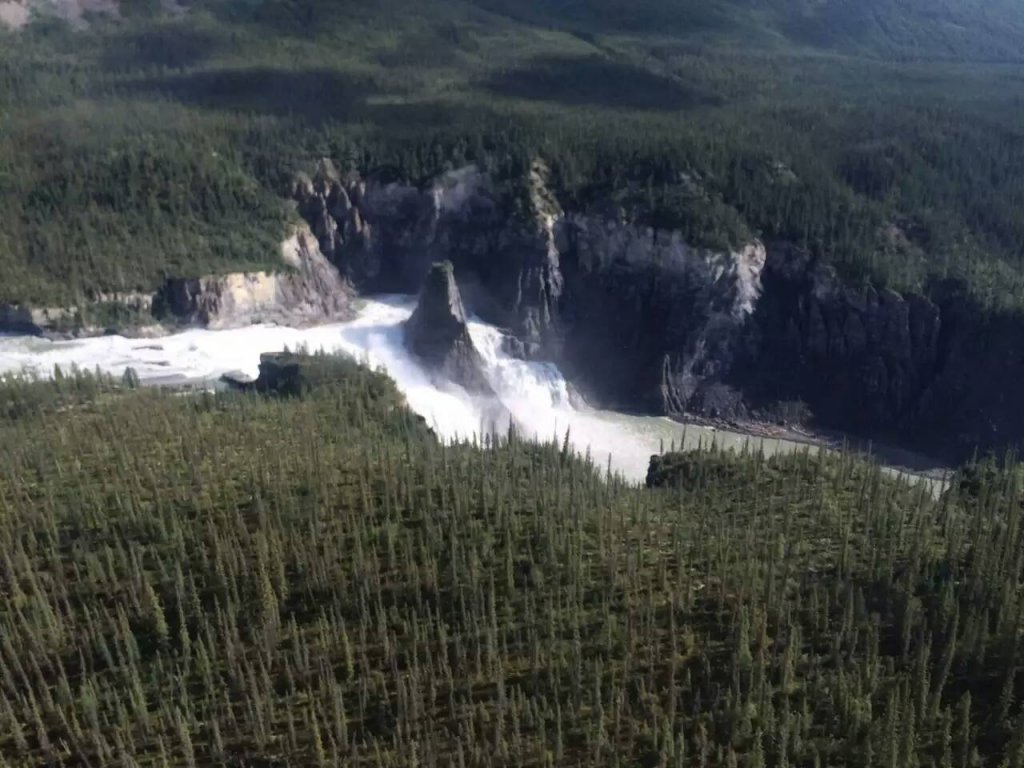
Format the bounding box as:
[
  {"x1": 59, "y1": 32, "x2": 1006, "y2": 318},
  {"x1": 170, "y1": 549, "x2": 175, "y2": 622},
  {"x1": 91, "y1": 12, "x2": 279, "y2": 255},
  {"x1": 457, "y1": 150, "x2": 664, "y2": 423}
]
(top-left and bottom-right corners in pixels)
[{"x1": 0, "y1": 295, "x2": 948, "y2": 487}]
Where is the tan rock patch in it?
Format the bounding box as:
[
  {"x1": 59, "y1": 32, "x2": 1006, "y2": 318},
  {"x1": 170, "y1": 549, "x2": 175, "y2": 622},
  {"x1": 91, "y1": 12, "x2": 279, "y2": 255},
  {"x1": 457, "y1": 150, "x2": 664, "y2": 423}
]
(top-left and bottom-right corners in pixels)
[{"x1": 0, "y1": 2, "x2": 30, "y2": 29}]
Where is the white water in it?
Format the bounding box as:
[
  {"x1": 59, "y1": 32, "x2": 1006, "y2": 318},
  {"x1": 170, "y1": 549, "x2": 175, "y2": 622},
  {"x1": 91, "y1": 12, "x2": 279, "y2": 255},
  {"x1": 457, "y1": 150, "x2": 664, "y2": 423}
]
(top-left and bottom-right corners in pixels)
[{"x1": 0, "y1": 295, "x2": 833, "y2": 482}]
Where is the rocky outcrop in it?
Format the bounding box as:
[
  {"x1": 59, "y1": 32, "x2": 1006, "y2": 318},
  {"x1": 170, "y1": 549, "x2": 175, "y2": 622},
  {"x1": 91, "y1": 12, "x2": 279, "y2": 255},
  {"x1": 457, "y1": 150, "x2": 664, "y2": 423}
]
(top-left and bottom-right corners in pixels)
[
  {"x1": 646, "y1": 451, "x2": 750, "y2": 490},
  {"x1": 0, "y1": 0, "x2": 120, "y2": 31},
  {"x1": 735, "y1": 245, "x2": 943, "y2": 429},
  {"x1": 883, "y1": 286, "x2": 1024, "y2": 459},
  {"x1": 292, "y1": 160, "x2": 564, "y2": 356},
  {"x1": 2, "y1": 225, "x2": 352, "y2": 338},
  {"x1": 556, "y1": 217, "x2": 766, "y2": 415},
  {"x1": 405, "y1": 262, "x2": 492, "y2": 394},
  {"x1": 0, "y1": 293, "x2": 156, "y2": 337},
  {"x1": 250, "y1": 353, "x2": 307, "y2": 397},
  {"x1": 153, "y1": 226, "x2": 353, "y2": 329},
  {"x1": 0, "y1": 304, "x2": 77, "y2": 335}
]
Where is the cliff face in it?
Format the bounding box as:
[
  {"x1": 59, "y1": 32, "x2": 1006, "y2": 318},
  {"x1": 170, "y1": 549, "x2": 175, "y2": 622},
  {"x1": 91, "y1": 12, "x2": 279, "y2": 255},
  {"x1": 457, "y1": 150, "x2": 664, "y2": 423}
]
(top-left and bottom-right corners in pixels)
[
  {"x1": 0, "y1": 225, "x2": 354, "y2": 338},
  {"x1": 295, "y1": 160, "x2": 1024, "y2": 461},
  {"x1": 0, "y1": 0, "x2": 119, "y2": 31},
  {"x1": 556, "y1": 217, "x2": 766, "y2": 416},
  {"x1": 909, "y1": 301, "x2": 1024, "y2": 455},
  {"x1": 295, "y1": 161, "x2": 769, "y2": 412},
  {"x1": 154, "y1": 228, "x2": 353, "y2": 329},
  {"x1": 294, "y1": 160, "x2": 564, "y2": 355},
  {"x1": 0, "y1": 304, "x2": 78, "y2": 335},
  {"x1": 736, "y1": 246, "x2": 943, "y2": 429},
  {"x1": 736, "y1": 253, "x2": 1024, "y2": 458},
  {"x1": 0, "y1": 292, "x2": 154, "y2": 337}
]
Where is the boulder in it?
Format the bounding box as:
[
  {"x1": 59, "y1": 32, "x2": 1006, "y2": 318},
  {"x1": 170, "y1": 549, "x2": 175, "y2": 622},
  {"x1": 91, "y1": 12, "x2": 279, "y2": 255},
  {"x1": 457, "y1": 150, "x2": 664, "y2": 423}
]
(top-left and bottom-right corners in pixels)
[
  {"x1": 247, "y1": 352, "x2": 350, "y2": 397},
  {"x1": 405, "y1": 262, "x2": 492, "y2": 394},
  {"x1": 219, "y1": 370, "x2": 257, "y2": 391},
  {"x1": 253, "y1": 353, "x2": 306, "y2": 396}
]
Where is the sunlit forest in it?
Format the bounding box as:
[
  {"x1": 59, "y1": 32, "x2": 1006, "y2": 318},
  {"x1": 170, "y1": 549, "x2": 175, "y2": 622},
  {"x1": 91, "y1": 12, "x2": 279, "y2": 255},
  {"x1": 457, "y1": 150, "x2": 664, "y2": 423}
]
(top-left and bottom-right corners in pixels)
[
  {"x1": 3, "y1": 0, "x2": 1024, "y2": 309},
  {"x1": 0, "y1": 356, "x2": 1022, "y2": 766},
  {"x1": 4, "y1": 5, "x2": 1024, "y2": 761}
]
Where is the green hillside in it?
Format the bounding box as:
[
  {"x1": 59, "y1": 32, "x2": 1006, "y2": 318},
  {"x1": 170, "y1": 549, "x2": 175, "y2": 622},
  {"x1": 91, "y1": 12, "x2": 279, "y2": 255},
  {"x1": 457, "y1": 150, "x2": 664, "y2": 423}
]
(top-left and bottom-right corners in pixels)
[
  {"x1": 2, "y1": 355, "x2": 1023, "y2": 766},
  {"x1": 472, "y1": 0, "x2": 1024, "y2": 60},
  {"x1": 4, "y1": 7, "x2": 1024, "y2": 764},
  {"x1": 2, "y1": 0, "x2": 1024, "y2": 307}
]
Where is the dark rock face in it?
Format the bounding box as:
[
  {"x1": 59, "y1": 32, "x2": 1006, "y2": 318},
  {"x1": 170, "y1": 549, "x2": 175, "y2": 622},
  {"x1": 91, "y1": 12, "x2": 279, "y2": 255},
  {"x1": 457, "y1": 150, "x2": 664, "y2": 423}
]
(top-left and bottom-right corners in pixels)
[
  {"x1": 730, "y1": 250, "x2": 1024, "y2": 459},
  {"x1": 295, "y1": 161, "x2": 1024, "y2": 462},
  {"x1": 902, "y1": 292, "x2": 1024, "y2": 458},
  {"x1": 292, "y1": 162, "x2": 564, "y2": 356},
  {"x1": 735, "y1": 245, "x2": 943, "y2": 429},
  {"x1": 405, "y1": 262, "x2": 492, "y2": 394},
  {"x1": 0, "y1": 304, "x2": 56, "y2": 335},
  {"x1": 555, "y1": 218, "x2": 765, "y2": 416},
  {"x1": 218, "y1": 353, "x2": 305, "y2": 397},
  {"x1": 646, "y1": 451, "x2": 749, "y2": 490}
]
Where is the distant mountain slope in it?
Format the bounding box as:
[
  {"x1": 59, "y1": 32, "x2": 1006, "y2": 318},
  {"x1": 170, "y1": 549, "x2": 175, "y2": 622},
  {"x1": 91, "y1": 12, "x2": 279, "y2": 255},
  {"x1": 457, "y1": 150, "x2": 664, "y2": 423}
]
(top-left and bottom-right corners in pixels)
[
  {"x1": 0, "y1": 0, "x2": 118, "y2": 29},
  {"x1": 471, "y1": 0, "x2": 1024, "y2": 61},
  {"x1": 7, "y1": 0, "x2": 1024, "y2": 61},
  {"x1": 766, "y1": 0, "x2": 1024, "y2": 60},
  {"x1": 2, "y1": 0, "x2": 1024, "y2": 312}
]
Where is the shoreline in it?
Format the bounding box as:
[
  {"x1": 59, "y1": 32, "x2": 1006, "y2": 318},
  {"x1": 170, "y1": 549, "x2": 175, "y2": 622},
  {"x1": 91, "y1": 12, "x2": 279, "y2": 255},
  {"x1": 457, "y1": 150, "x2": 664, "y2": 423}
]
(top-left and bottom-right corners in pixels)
[
  {"x1": 1, "y1": 310, "x2": 955, "y2": 484},
  {"x1": 678, "y1": 412, "x2": 952, "y2": 483}
]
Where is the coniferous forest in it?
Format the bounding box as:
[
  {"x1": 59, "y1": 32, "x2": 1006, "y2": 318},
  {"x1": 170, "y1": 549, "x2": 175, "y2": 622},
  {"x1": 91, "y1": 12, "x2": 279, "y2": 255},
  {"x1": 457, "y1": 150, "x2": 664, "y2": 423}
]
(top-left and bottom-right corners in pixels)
[
  {"x1": 5, "y1": 2, "x2": 1024, "y2": 766},
  {"x1": 4, "y1": 0, "x2": 1024, "y2": 308},
  {"x1": 1, "y1": 358, "x2": 1024, "y2": 766}
]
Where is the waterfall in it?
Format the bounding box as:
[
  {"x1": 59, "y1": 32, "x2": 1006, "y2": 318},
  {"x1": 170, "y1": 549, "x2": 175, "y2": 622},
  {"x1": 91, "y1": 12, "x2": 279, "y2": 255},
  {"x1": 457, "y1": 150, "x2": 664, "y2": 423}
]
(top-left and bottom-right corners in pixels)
[{"x1": 0, "y1": 295, "x2": 793, "y2": 482}]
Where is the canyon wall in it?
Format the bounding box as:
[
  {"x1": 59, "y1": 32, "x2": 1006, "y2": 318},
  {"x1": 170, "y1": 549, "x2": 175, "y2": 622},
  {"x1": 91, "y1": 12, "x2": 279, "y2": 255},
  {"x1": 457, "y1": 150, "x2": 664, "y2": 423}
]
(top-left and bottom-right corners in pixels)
[
  {"x1": 295, "y1": 159, "x2": 1024, "y2": 460},
  {"x1": 0, "y1": 225, "x2": 354, "y2": 337},
  {"x1": 5, "y1": 156, "x2": 1020, "y2": 461},
  {"x1": 153, "y1": 228, "x2": 353, "y2": 329}
]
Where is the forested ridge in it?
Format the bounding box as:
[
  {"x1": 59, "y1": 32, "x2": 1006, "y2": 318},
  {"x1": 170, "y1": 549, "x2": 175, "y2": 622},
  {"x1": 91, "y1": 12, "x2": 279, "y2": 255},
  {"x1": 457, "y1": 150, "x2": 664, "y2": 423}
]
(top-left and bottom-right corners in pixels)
[
  {"x1": 3, "y1": 0, "x2": 1024, "y2": 310},
  {"x1": 4, "y1": 5, "x2": 1024, "y2": 766},
  {"x1": 1, "y1": 356, "x2": 1023, "y2": 766}
]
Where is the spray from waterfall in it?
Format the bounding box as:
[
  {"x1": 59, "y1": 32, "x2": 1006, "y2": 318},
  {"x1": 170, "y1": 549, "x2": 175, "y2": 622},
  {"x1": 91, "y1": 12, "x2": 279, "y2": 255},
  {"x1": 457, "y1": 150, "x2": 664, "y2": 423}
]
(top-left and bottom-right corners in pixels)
[{"x1": 0, "y1": 295, "x2": 784, "y2": 481}]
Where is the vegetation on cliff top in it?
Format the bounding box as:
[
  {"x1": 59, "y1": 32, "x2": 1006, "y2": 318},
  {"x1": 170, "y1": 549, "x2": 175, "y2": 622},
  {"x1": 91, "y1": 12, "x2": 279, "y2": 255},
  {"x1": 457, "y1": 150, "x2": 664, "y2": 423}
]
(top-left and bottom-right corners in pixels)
[
  {"x1": 1, "y1": 355, "x2": 1023, "y2": 766},
  {"x1": 2, "y1": 0, "x2": 1024, "y2": 309}
]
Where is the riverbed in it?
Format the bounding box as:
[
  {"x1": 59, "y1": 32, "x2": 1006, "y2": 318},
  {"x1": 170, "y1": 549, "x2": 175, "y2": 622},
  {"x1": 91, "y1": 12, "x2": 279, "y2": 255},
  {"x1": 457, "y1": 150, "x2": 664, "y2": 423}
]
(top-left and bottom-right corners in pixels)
[{"x1": 0, "y1": 295, "x2": 948, "y2": 489}]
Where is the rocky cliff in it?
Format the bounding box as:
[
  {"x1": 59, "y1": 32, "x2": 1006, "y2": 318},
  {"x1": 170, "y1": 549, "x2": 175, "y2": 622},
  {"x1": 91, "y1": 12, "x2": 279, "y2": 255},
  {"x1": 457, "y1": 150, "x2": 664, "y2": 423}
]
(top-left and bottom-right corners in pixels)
[
  {"x1": 0, "y1": 0, "x2": 119, "y2": 31},
  {"x1": 556, "y1": 217, "x2": 766, "y2": 416},
  {"x1": 0, "y1": 304, "x2": 79, "y2": 335},
  {"x1": 154, "y1": 227, "x2": 353, "y2": 329},
  {"x1": 0, "y1": 225, "x2": 353, "y2": 338},
  {"x1": 734, "y1": 246, "x2": 943, "y2": 428},
  {"x1": 293, "y1": 159, "x2": 770, "y2": 412},
  {"x1": 734, "y1": 253, "x2": 1024, "y2": 458},
  {"x1": 293, "y1": 159, "x2": 564, "y2": 356},
  {"x1": 293, "y1": 159, "x2": 1024, "y2": 461}
]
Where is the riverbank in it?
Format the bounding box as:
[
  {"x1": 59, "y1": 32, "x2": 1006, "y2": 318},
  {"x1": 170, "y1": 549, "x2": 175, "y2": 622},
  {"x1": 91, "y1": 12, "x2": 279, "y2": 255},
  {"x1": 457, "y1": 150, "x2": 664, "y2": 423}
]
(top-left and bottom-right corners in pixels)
[
  {"x1": 0, "y1": 298, "x2": 953, "y2": 490},
  {"x1": 687, "y1": 414, "x2": 950, "y2": 478}
]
